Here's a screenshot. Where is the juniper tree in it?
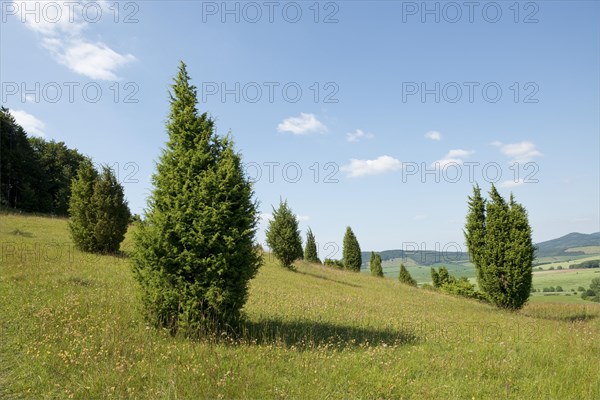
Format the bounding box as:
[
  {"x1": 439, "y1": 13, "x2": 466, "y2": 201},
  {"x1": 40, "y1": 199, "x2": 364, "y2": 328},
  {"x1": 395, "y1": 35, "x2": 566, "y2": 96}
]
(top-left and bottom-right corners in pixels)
[
  {"x1": 343, "y1": 226, "x2": 362, "y2": 271},
  {"x1": 464, "y1": 184, "x2": 487, "y2": 288},
  {"x1": 431, "y1": 267, "x2": 440, "y2": 288},
  {"x1": 304, "y1": 228, "x2": 320, "y2": 263},
  {"x1": 68, "y1": 159, "x2": 99, "y2": 252},
  {"x1": 131, "y1": 62, "x2": 261, "y2": 332},
  {"x1": 295, "y1": 229, "x2": 304, "y2": 261},
  {"x1": 398, "y1": 263, "x2": 417, "y2": 286},
  {"x1": 370, "y1": 252, "x2": 383, "y2": 277},
  {"x1": 590, "y1": 278, "x2": 600, "y2": 296},
  {"x1": 265, "y1": 199, "x2": 303, "y2": 269},
  {"x1": 480, "y1": 185, "x2": 510, "y2": 303},
  {"x1": 89, "y1": 165, "x2": 130, "y2": 253},
  {"x1": 464, "y1": 184, "x2": 534, "y2": 310},
  {"x1": 501, "y1": 194, "x2": 534, "y2": 308},
  {"x1": 68, "y1": 162, "x2": 130, "y2": 253},
  {"x1": 437, "y1": 266, "x2": 455, "y2": 287}
]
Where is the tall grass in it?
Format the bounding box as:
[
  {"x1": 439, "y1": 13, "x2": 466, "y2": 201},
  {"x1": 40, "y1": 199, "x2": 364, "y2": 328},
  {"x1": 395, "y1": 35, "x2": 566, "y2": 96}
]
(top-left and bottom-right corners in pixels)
[{"x1": 0, "y1": 214, "x2": 598, "y2": 398}]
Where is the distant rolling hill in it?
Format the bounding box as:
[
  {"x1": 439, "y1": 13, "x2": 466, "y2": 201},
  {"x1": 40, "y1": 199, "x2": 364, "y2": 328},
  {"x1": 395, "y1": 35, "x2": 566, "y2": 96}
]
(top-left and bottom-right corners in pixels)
[
  {"x1": 362, "y1": 232, "x2": 600, "y2": 267},
  {"x1": 360, "y1": 249, "x2": 469, "y2": 267},
  {"x1": 534, "y1": 232, "x2": 600, "y2": 257}
]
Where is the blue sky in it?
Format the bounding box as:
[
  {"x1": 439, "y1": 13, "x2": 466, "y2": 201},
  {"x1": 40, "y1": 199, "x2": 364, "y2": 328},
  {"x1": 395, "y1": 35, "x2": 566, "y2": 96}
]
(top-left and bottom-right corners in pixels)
[{"x1": 2, "y1": 1, "x2": 599, "y2": 258}]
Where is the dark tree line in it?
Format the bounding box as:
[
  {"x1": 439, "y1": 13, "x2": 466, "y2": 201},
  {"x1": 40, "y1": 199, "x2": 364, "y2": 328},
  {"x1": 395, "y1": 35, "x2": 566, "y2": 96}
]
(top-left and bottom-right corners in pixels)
[{"x1": 1, "y1": 107, "x2": 86, "y2": 215}]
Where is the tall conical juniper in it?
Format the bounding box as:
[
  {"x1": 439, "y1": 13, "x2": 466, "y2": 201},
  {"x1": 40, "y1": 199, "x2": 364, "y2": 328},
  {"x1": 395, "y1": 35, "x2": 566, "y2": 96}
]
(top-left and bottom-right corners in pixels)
[
  {"x1": 304, "y1": 227, "x2": 320, "y2": 263},
  {"x1": 343, "y1": 226, "x2": 362, "y2": 271},
  {"x1": 68, "y1": 159, "x2": 99, "y2": 252},
  {"x1": 464, "y1": 184, "x2": 486, "y2": 288},
  {"x1": 464, "y1": 184, "x2": 534, "y2": 309},
  {"x1": 69, "y1": 161, "x2": 129, "y2": 254},
  {"x1": 266, "y1": 199, "x2": 303, "y2": 269},
  {"x1": 131, "y1": 62, "x2": 261, "y2": 333},
  {"x1": 370, "y1": 251, "x2": 383, "y2": 277},
  {"x1": 89, "y1": 165, "x2": 130, "y2": 253},
  {"x1": 398, "y1": 263, "x2": 417, "y2": 286}
]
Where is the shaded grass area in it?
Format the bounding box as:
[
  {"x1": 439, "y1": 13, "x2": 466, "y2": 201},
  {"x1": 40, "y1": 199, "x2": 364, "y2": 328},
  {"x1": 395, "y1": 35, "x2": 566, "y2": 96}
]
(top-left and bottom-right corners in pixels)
[
  {"x1": 238, "y1": 318, "x2": 418, "y2": 349},
  {"x1": 520, "y1": 303, "x2": 599, "y2": 322},
  {"x1": 296, "y1": 269, "x2": 362, "y2": 288}
]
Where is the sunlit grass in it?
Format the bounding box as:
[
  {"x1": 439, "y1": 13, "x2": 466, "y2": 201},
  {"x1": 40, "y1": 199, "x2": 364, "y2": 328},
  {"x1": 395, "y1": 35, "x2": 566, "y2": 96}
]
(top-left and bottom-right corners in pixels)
[{"x1": 1, "y1": 213, "x2": 598, "y2": 398}]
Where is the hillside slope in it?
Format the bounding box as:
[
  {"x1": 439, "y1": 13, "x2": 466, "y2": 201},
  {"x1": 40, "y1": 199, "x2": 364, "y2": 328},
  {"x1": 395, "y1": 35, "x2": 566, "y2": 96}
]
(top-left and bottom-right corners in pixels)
[
  {"x1": 535, "y1": 232, "x2": 600, "y2": 257},
  {"x1": 0, "y1": 214, "x2": 598, "y2": 399}
]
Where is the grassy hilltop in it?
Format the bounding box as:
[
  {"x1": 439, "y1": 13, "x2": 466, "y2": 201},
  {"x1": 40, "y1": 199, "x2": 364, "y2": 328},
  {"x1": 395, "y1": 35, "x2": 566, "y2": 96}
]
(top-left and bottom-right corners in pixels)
[{"x1": 1, "y1": 214, "x2": 599, "y2": 398}]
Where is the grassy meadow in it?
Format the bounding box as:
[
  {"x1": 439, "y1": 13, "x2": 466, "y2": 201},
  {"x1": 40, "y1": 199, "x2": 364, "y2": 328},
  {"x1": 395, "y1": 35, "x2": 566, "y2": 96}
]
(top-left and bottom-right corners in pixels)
[
  {"x1": 1, "y1": 213, "x2": 599, "y2": 399},
  {"x1": 533, "y1": 255, "x2": 599, "y2": 270}
]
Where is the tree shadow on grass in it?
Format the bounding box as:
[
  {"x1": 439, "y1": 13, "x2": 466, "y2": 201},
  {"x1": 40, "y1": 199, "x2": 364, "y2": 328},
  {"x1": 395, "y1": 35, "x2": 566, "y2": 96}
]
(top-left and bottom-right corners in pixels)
[
  {"x1": 523, "y1": 311, "x2": 598, "y2": 322},
  {"x1": 237, "y1": 318, "x2": 419, "y2": 349},
  {"x1": 520, "y1": 303, "x2": 600, "y2": 322},
  {"x1": 559, "y1": 313, "x2": 598, "y2": 322},
  {"x1": 295, "y1": 270, "x2": 362, "y2": 289},
  {"x1": 10, "y1": 228, "x2": 33, "y2": 237}
]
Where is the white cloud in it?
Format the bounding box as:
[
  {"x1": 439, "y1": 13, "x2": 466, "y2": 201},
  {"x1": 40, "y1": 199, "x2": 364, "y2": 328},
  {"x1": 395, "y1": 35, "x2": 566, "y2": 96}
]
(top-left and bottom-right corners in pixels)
[
  {"x1": 432, "y1": 149, "x2": 474, "y2": 168},
  {"x1": 277, "y1": 113, "x2": 327, "y2": 135},
  {"x1": 11, "y1": 110, "x2": 46, "y2": 137},
  {"x1": 445, "y1": 149, "x2": 473, "y2": 159},
  {"x1": 13, "y1": 0, "x2": 88, "y2": 36},
  {"x1": 413, "y1": 214, "x2": 428, "y2": 221},
  {"x1": 296, "y1": 215, "x2": 310, "y2": 222},
  {"x1": 493, "y1": 141, "x2": 542, "y2": 163},
  {"x1": 346, "y1": 129, "x2": 374, "y2": 143},
  {"x1": 341, "y1": 155, "x2": 402, "y2": 178},
  {"x1": 13, "y1": 0, "x2": 135, "y2": 80},
  {"x1": 424, "y1": 131, "x2": 441, "y2": 141},
  {"x1": 52, "y1": 39, "x2": 136, "y2": 80},
  {"x1": 434, "y1": 158, "x2": 463, "y2": 169},
  {"x1": 499, "y1": 179, "x2": 525, "y2": 189}
]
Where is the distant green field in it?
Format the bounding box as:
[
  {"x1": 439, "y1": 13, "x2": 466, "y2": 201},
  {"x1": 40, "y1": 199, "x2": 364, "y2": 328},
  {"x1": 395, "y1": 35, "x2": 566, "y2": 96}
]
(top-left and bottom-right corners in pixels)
[
  {"x1": 528, "y1": 293, "x2": 589, "y2": 304},
  {"x1": 566, "y1": 246, "x2": 600, "y2": 254},
  {"x1": 382, "y1": 260, "x2": 475, "y2": 282},
  {"x1": 534, "y1": 254, "x2": 600, "y2": 269},
  {"x1": 533, "y1": 256, "x2": 600, "y2": 271},
  {"x1": 379, "y1": 255, "x2": 600, "y2": 306},
  {"x1": 381, "y1": 257, "x2": 420, "y2": 269},
  {"x1": 382, "y1": 256, "x2": 600, "y2": 288},
  {"x1": 532, "y1": 268, "x2": 600, "y2": 291}
]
